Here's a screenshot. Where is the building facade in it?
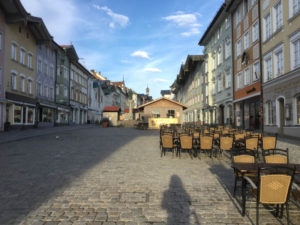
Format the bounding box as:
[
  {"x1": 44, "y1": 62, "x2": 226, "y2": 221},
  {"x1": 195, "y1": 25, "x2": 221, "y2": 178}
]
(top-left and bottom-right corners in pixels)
[
  {"x1": 227, "y1": 0, "x2": 263, "y2": 130},
  {"x1": 0, "y1": 7, "x2": 5, "y2": 131},
  {"x1": 262, "y1": 0, "x2": 300, "y2": 138},
  {"x1": 36, "y1": 41, "x2": 56, "y2": 127},
  {"x1": 199, "y1": 3, "x2": 234, "y2": 125},
  {"x1": 55, "y1": 43, "x2": 70, "y2": 125}
]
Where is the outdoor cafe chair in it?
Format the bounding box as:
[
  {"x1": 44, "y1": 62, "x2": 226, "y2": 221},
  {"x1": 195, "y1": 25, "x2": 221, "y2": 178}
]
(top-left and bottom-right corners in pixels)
[
  {"x1": 161, "y1": 134, "x2": 175, "y2": 157},
  {"x1": 242, "y1": 166, "x2": 295, "y2": 225},
  {"x1": 199, "y1": 135, "x2": 214, "y2": 158},
  {"x1": 245, "y1": 137, "x2": 259, "y2": 158},
  {"x1": 261, "y1": 136, "x2": 277, "y2": 154},
  {"x1": 179, "y1": 135, "x2": 193, "y2": 158},
  {"x1": 219, "y1": 136, "x2": 234, "y2": 158},
  {"x1": 234, "y1": 133, "x2": 246, "y2": 149},
  {"x1": 232, "y1": 150, "x2": 256, "y2": 197},
  {"x1": 263, "y1": 148, "x2": 289, "y2": 164}
]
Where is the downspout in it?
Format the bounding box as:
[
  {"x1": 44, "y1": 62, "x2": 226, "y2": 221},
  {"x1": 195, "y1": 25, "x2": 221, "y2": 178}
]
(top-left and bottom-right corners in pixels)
[
  {"x1": 230, "y1": 9, "x2": 236, "y2": 128},
  {"x1": 258, "y1": 0, "x2": 264, "y2": 134}
]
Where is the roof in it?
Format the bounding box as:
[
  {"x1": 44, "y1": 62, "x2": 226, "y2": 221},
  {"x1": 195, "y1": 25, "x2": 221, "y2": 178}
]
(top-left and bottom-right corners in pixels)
[
  {"x1": 161, "y1": 90, "x2": 171, "y2": 96},
  {"x1": 112, "y1": 81, "x2": 125, "y2": 87},
  {"x1": 124, "y1": 108, "x2": 137, "y2": 113},
  {"x1": 103, "y1": 106, "x2": 121, "y2": 112},
  {"x1": 60, "y1": 44, "x2": 79, "y2": 61},
  {"x1": 138, "y1": 97, "x2": 187, "y2": 109},
  {"x1": 198, "y1": 3, "x2": 226, "y2": 46}
]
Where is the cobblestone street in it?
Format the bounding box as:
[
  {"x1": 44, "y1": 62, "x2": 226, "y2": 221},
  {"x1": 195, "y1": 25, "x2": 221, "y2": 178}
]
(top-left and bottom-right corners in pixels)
[{"x1": 0, "y1": 127, "x2": 299, "y2": 225}]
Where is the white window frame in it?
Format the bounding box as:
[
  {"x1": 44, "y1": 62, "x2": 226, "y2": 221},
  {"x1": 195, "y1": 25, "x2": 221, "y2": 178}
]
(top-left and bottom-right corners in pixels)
[
  {"x1": 27, "y1": 79, "x2": 32, "y2": 94},
  {"x1": 244, "y1": 68, "x2": 250, "y2": 86},
  {"x1": 11, "y1": 73, "x2": 17, "y2": 90},
  {"x1": 237, "y1": 72, "x2": 242, "y2": 90},
  {"x1": 252, "y1": 21, "x2": 259, "y2": 43},
  {"x1": 289, "y1": 0, "x2": 300, "y2": 18},
  {"x1": 274, "y1": 45, "x2": 284, "y2": 77},
  {"x1": 13, "y1": 104, "x2": 23, "y2": 125},
  {"x1": 20, "y1": 48, "x2": 26, "y2": 65},
  {"x1": 27, "y1": 53, "x2": 33, "y2": 69},
  {"x1": 236, "y1": 39, "x2": 242, "y2": 57},
  {"x1": 64, "y1": 86, "x2": 68, "y2": 97},
  {"x1": 244, "y1": 31, "x2": 250, "y2": 50},
  {"x1": 225, "y1": 71, "x2": 231, "y2": 88},
  {"x1": 20, "y1": 75, "x2": 25, "y2": 92},
  {"x1": 263, "y1": 12, "x2": 271, "y2": 41},
  {"x1": 253, "y1": 61, "x2": 260, "y2": 82},
  {"x1": 290, "y1": 31, "x2": 300, "y2": 70},
  {"x1": 225, "y1": 38, "x2": 231, "y2": 59},
  {"x1": 264, "y1": 53, "x2": 273, "y2": 82},
  {"x1": 11, "y1": 43, "x2": 17, "y2": 61},
  {"x1": 273, "y1": 1, "x2": 282, "y2": 32}
]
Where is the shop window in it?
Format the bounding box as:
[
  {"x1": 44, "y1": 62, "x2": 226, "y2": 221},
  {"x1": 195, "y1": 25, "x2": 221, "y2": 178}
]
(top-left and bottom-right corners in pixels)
[
  {"x1": 167, "y1": 110, "x2": 175, "y2": 118},
  {"x1": 42, "y1": 108, "x2": 52, "y2": 122},
  {"x1": 14, "y1": 105, "x2": 22, "y2": 124},
  {"x1": 27, "y1": 107, "x2": 34, "y2": 124}
]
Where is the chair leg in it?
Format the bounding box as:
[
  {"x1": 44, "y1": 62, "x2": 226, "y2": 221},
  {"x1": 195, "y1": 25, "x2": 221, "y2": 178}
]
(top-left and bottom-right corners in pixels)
[
  {"x1": 161, "y1": 147, "x2": 163, "y2": 157},
  {"x1": 233, "y1": 175, "x2": 237, "y2": 197},
  {"x1": 286, "y1": 203, "x2": 290, "y2": 225},
  {"x1": 256, "y1": 201, "x2": 259, "y2": 225}
]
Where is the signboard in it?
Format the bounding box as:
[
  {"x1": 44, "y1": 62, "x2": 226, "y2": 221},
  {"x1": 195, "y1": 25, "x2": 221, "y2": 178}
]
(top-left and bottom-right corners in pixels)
[{"x1": 148, "y1": 118, "x2": 178, "y2": 129}]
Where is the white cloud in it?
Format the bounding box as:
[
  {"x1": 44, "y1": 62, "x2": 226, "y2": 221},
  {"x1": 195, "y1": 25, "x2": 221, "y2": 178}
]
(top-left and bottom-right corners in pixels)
[
  {"x1": 144, "y1": 68, "x2": 162, "y2": 73},
  {"x1": 93, "y1": 4, "x2": 129, "y2": 28},
  {"x1": 162, "y1": 12, "x2": 202, "y2": 37},
  {"x1": 152, "y1": 78, "x2": 169, "y2": 82},
  {"x1": 131, "y1": 50, "x2": 151, "y2": 59}
]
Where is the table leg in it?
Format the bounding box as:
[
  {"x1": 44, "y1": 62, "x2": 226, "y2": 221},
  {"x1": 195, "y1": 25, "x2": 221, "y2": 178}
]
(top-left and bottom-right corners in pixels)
[{"x1": 242, "y1": 177, "x2": 246, "y2": 216}]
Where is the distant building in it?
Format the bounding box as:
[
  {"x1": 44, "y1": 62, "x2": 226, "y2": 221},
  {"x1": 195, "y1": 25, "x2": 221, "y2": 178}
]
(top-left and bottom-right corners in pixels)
[{"x1": 160, "y1": 90, "x2": 174, "y2": 99}]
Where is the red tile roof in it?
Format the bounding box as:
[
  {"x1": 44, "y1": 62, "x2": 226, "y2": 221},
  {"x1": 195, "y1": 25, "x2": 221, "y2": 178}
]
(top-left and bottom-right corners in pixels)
[
  {"x1": 103, "y1": 106, "x2": 120, "y2": 112},
  {"x1": 124, "y1": 108, "x2": 137, "y2": 113},
  {"x1": 112, "y1": 81, "x2": 125, "y2": 87}
]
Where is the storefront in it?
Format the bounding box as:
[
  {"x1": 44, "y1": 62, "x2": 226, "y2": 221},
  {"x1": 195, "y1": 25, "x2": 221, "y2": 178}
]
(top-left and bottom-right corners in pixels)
[
  {"x1": 234, "y1": 95, "x2": 261, "y2": 130},
  {"x1": 36, "y1": 102, "x2": 56, "y2": 127},
  {"x1": 56, "y1": 105, "x2": 70, "y2": 125}
]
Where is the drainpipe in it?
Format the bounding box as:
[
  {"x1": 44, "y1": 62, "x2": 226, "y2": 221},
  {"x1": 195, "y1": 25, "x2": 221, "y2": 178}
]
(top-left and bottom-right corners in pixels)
[
  {"x1": 258, "y1": 0, "x2": 264, "y2": 134},
  {"x1": 230, "y1": 10, "x2": 235, "y2": 128}
]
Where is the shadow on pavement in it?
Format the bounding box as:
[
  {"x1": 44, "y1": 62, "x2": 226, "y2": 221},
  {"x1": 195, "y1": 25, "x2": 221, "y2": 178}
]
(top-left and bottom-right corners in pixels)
[
  {"x1": 0, "y1": 127, "x2": 157, "y2": 225},
  {"x1": 162, "y1": 175, "x2": 201, "y2": 225}
]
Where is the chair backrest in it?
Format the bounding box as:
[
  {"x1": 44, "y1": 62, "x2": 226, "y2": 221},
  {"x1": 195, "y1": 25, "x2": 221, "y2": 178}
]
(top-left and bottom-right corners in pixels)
[
  {"x1": 222, "y1": 129, "x2": 229, "y2": 135},
  {"x1": 213, "y1": 133, "x2": 220, "y2": 140},
  {"x1": 161, "y1": 135, "x2": 173, "y2": 149},
  {"x1": 235, "y1": 133, "x2": 245, "y2": 141},
  {"x1": 265, "y1": 155, "x2": 288, "y2": 164},
  {"x1": 200, "y1": 136, "x2": 213, "y2": 150},
  {"x1": 203, "y1": 129, "x2": 210, "y2": 135},
  {"x1": 233, "y1": 155, "x2": 255, "y2": 163},
  {"x1": 180, "y1": 135, "x2": 192, "y2": 149},
  {"x1": 220, "y1": 136, "x2": 233, "y2": 151},
  {"x1": 246, "y1": 137, "x2": 258, "y2": 150},
  {"x1": 262, "y1": 136, "x2": 276, "y2": 150},
  {"x1": 258, "y1": 166, "x2": 294, "y2": 204},
  {"x1": 193, "y1": 132, "x2": 200, "y2": 139}
]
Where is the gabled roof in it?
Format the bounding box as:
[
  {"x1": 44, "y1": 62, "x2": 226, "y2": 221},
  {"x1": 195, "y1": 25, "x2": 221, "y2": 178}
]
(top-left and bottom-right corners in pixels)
[
  {"x1": 61, "y1": 45, "x2": 79, "y2": 61},
  {"x1": 103, "y1": 106, "x2": 121, "y2": 112},
  {"x1": 138, "y1": 97, "x2": 187, "y2": 109}
]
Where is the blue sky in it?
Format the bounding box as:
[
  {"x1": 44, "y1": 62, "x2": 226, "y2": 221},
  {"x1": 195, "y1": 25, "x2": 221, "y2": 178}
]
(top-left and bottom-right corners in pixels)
[{"x1": 21, "y1": 0, "x2": 224, "y2": 99}]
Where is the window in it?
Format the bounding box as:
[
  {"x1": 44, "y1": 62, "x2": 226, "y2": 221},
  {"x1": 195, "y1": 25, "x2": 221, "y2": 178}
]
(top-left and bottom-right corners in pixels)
[
  {"x1": 64, "y1": 68, "x2": 68, "y2": 80},
  {"x1": 273, "y1": 1, "x2": 282, "y2": 31},
  {"x1": 263, "y1": 13, "x2": 271, "y2": 41},
  {"x1": 38, "y1": 59, "x2": 42, "y2": 73},
  {"x1": 217, "y1": 47, "x2": 222, "y2": 66},
  {"x1": 235, "y1": 5, "x2": 242, "y2": 26},
  {"x1": 264, "y1": 55, "x2": 272, "y2": 82},
  {"x1": 20, "y1": 49, "x2": 25, "y2": 65},
  {"x1": 244, "y1": 68, "x2": 250, "y2": 86},
  {"x1": 274, "y1": 48, "x2": 283, "y2": 77},
  {"x1": 50, "y1": 87, "x2": 54, "y2": 99},
  {"x1": 297, "y1": 95, "x2": 300, "y2": 124},
  {"x1": 225, "y1": 17, "x2": 230, "y2": 29},
  {"x1": 27, "y1": 80, "x2": 32, "y2": 94},
  {"x1": 244, "y1": 32, "x2": 250, "y2": 50},
  {"x1": 11, "y1": 44, "x2": 17, "y2": 60},
  {"x1": 225, "y1": 38, "x2": 231, "y2": 59},
  {"x1": 290, "y1": 31, "x2": 300, "y2": 70},
  {"x1": 252, "y1": 0, "x2": 257, "y2": 6},
  {"x1": 71, "y1": 70, "x2": 74, "y2": 80},
  {"x1": 291, "y1": 0, "x2": 300, "y2": 16},
  {"x1": 213, "y1": 83, "x2": 216, "y2": 95},
  {"x1": 14, "y1": 105, "x2": 22, "y2": 124},
  {"x1": 237, "y1": 73, "x2": 242, "y2": 89},
  {"x1": 266, "y1": 101, "x2": 273, "y2": 125},
  {"x1": 244, "y1": 0, "x2": 249, "y2": 15},
  {"x1": 37, "y1": 82, "x2": 42, "y2": 96},
  {"x1": 252, "y1": 21, "x2": 259, "y2": 42},
  {"x1": 218, "y1": 76, "x2": 222, "y2": 92},
  {"x1": 27, "y1": 107, "x2": 34, "y2": 124},
  {"x1": 64, "y1": 87, "x2": 68, "y2": 97},
  {"x1": 44, "y1": 62, "x2": 48, "y2": 75},
  {"x1": 44, "y1": 85, "x2": 48, "y2": 97},
  {"x1": 167, "y1": 110, "x2": 175, "y2": 118},
  {"x1": 236, "y1": 39, "x2": 242, "y2": 57},
  {"x1": 20, "y1": 76, "x2": 25, "y2": 92},
  {"x1": 226, "y1": 72, "x2": 231, "y2": 88},
  {"x1": 11, "y1": 73, "x2": 17, "y2": 90},
  {"x1": 27, "y1": 54, "x2": 32, "y2": 68},
  {"x1": 56, "y1": 85, "x2": 59, "y2": 95},
  {"x1": 253, "y1": 61, "x2": 260, "y2": 81},
  {"x1": 50, "y1": 65, "x2": 54, "y2": 78}
]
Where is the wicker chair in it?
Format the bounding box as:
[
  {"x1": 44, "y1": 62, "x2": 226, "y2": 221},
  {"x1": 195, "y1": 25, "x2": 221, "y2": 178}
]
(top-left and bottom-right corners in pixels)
[
  {"x1": 261, "y1": 136, "x2": 277, "y2": 155},
  {"x1": 161, "y1": 134, "x2": 174, "y2": 157},
  {"x1": 234, "y1": 133, "x2": 246, "y2": 149},
  {"x1": 233, "y1": 150, "x2": 255, "y2": 197},
  {"x1": 219, "y1": 136, "x2": 234, "y2": 158},
  {"x1": 179, "y1": 135, "x2": 193, "y2": 158},
  {"x1": 243, "y1": 166, "x2": 295, "y2": 225},
  {"x1": 263, "y1": 148, "x2": 289, "y2": 164},
  {"x1": 245, "y1": 137, "x2": 259, "y2": 157},
  {"x1": 199, "y1": 136, "x2": 214, "y2": 158}
]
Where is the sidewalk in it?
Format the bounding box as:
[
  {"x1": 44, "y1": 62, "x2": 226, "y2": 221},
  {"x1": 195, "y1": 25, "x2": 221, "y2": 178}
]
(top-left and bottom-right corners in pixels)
[{"x1": 0, "y1": 124, "x2": 99, "y2": 144}]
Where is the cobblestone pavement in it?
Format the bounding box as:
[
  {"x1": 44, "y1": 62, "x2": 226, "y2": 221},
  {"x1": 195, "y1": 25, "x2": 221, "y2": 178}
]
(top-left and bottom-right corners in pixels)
[{"x1": 0, "y1": 127, "x2": 299, "y2": 225}]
